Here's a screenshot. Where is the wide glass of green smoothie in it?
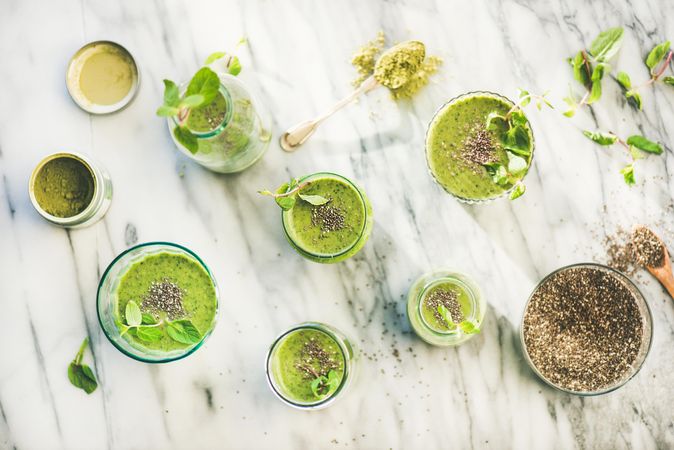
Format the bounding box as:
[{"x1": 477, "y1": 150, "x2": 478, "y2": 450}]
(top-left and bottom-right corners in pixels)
[
  {"x1": 425, "y1": 91, "x2": 534, "y2": 203},
  {"x1": 97, "y1": 242, "x2": 219, "y2": 363},
  {"x1": 266, "y1": 322, "x2": 355, "y2": 409},
  {"x1": 281, "y1": 173, "x2": 373, "y2": 263},
  {"x1": 407, "y1": 270, "x2": 485, "y2": 346},
  {"x1": 167, "y1": 74, "x2": 271, "y2": 173}
]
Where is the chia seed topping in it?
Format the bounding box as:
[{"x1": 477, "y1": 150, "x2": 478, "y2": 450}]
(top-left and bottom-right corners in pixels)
[
  {"x1": 311, "y1": 202, "x2": 346, "y2": 232},
  {"x1": 631, "y1": 225, "x2": 665, "y2": 268},
  {"x1": 463, "y1": 127, "x2": 497, "y2": 166},
  {"x1": 423, "y1": 288, "x2": 464, "y2": 328},
  {"x1": 140, "y1": 278, "x2": 187, "y2": 320},
  {"x1": 294, "y1": 338, "x2": 340, "y2": 379}
]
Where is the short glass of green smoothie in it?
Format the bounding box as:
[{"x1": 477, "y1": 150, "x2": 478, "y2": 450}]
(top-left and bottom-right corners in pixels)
[
  {"x1": 97, "y1": 242, "x2": 219, "y2": 363},
  {"x1": 425, "y1": 91, "x2": 535, "y2": 203},
  {"x1": 407, "y1": 270, "x2": 485, "y2": 346},
  {"x1": 281, "y1": 173, "x2": 373, "y2": 263},
  {"x1": 167, "y1": 74, "x2": 271, "y2": 173},
  {"x1": 265, "y1": 322, "x2": 355, "y2": 410}
]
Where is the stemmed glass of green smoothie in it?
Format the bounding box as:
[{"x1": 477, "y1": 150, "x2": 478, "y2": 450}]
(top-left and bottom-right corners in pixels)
[
  {"x1": 425, "y1": 91, "x2": 535, "y2": 203},
  {"x1": 265, "y1": 322, "x2": 355, "y2": 410},
  {"x1": 97, "y1": 242, "x2": 219, "y2": 363},
  {"x1": 260, "y1": 172, "x2": 374, "y2": 263}
]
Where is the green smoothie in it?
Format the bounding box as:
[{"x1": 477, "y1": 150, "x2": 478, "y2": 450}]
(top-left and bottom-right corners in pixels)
[
  {"x1": 114, "y1": 252, "x2": 217, "y2": 352},
  {"x1": 282, "y1": 173, "x2": 373, "y2": 263},
  {"x1": 269, "y1": 328, "x2": 346, "y2": 404},
  {"x1": 426, "y1": 92, "x2": 533, "y2": 201},
  {"x1": 33, "y1": 155, "x2": 95, "y2": 218},
  {"x1": 419, "y1": 281, "x2": 473, "y2": 333}
]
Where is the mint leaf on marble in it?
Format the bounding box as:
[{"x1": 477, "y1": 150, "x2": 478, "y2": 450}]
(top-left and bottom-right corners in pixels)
[
  {"x1": 582, "y1": 130, "x2": 618, "y2": 146},
  {"x1": 509, "y1": 182, "x2": 526, "y2": 200},
  {"x1": 166, "y1": 319, "x2": 202, "y2": 345},
  {"x1": 163, "y1": 79, "x2": 180, "y2": 107},
  {"x1": 204, "y1": 51, "x2": 227, "y2": 65},
  {"x1": 588, "y1": 27, "x2": 624, "y2": 62},
  {"x1": 645, "y1": 41, "x2": 671, "y2": 72},
  {"x1": 626, "y1": 135, "x2": 663, "y2": 154},
  {"x1": 458, "y1": 321, "x2": 480, "y2": 335},
  {"x1": 125, "y1": 301, "x2": 142, "y2": 327},
  {"x1": 67, "y1": 338, "x2": 98, "y2": 395},
  {"x1": 663, "y1": 76, "x2": 674, "y2": 86},
  {"x1": 621, "y1": 164, "x2": 636, "y2": 185}
]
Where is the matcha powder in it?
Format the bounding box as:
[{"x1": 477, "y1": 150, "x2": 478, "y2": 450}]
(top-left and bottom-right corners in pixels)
[{"x1": 33, "y1": 156, "x2": 95, "y2": 218}]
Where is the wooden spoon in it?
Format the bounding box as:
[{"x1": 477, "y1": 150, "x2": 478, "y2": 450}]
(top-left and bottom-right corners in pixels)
[{"x1": 643, "y1": 235, "x2": 674, "y2": 299}]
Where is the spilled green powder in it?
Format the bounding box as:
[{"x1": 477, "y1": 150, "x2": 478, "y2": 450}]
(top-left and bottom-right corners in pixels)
[{"x1": 33, "y1": 156, "x2": 95, "y2": 217}]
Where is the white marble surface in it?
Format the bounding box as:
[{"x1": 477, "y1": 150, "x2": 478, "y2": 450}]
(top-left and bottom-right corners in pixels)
[{"x1": 1, "y1": 0, "x2": 674, "y2": 449}]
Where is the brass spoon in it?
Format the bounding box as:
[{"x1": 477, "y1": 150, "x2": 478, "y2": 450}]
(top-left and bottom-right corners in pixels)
[
  {"x1": 279, "y1": 41, "x2": 426, "y2": 152},
  {"x1": 642, "y1": 229, "x2": 674, "y2": 299}
]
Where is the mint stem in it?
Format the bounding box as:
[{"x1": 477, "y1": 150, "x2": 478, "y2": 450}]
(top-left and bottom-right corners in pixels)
[
  {"x1": 260, "y1": 181, "x2": 311, "y2": 198},
  {"x1": 74, "y1": 338, "x2": 89, "y2": 365}
]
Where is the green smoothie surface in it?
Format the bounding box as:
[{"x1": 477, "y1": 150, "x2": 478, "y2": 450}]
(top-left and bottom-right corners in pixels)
[
  {"x1": 270, "y1": 328, "x2": 345, "y2": 404},
  {"x1": 420, "y1": 280, "x2": 474, "y2": 333},
  {"x1": 115, "y1": 252, "x2": 217, "y2": 352},
  {"x1": 426, "y1": 93, "x2": 533, "y2": 200},
  {"x1": 187, "y1": 91, "x2": 228, "y2": 133},
  {"x1": 283, "y1": 176, "x2": 366, "y2": 256},
  {"x1": 33, "y1": 156, "x2": 95, "y2": 217}
]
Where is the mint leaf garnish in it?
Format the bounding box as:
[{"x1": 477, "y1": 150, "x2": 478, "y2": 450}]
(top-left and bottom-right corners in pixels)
[
  {"x1": 173, "y1": 126, "x2": 199, "y2": 154},
  {"x1": 259, "y1": 178, "x2": 314, "y2": 211},
  {"x1": 67, "y1": 338, "x2": 98, "y2": 395},
  {"x1": 185, "y1": 67, "x2": 220, "y2": 106},
  {"x1": 125, "y1": 300, "x2": 142, "y2": 327},
  {"x1": 310, "y1": 370, "x2": 340, "y2": 399},
  {"x1": 141, "y1": 313, "x2": 157, "y2": 325},
  {"x1": 166, "y1": 320, "x2": 202, "y2": 345},
  {"x1": 163, "y1": 79, "x2": 180, "y2": 107},
  {"x1": 135, "y1": 326, "x2": 164, "y2": 343},
  {"x1": 458, "y1": 321, "x2": 480, "y2": 334},
  {"x1": 298, "y1": 193, "x2": 329, "y2": 206},
  {"x1": 437, "y1": 305, "x2": 455, "y2": 328},
  {"x1": 509, "y1": 182, "x2": 526, "y2": 200},
  {"x1": 204, "y1": 51, "x2": 227, "y2": 65}
]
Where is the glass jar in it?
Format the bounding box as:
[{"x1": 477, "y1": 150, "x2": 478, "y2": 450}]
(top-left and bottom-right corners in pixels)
[
  {"x1": 265, "y1": 322, "x2": 356, "y2": 410},
  {"x1": 167, "y1": 73, "x2": 271, "y2": 173},
  {"x1": 407, "y1": 270, "x2": 485, "y2": 346},
  {"x1": 97, "y1": 242, "x2": 219, "y2": 363},
  {"x1": 281, "y1": 172, "x2": 373, "y2": 264},
  {"x1": 28, "y1": 151, "x2": 112, "y2": 228}
]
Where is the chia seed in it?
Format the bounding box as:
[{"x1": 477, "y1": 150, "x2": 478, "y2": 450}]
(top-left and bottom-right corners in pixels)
[
  {"x1": 311, "y1": 202, "x2": 346, "y2": 232},
  {"x1": 631, "y1": 225, "x2": 665, "y2": 268},
  {"x1": 463, "y1": 126, "x2": 497, "y2": 166},
  {"x1": 141, "y1": 278, "x2": 187, "y2": 320},
  {"x1": 294, "y1": 338, "x2": 340, "y2": 379},
  {"x1": 423, "y1": 288, "x2": 464, "y2": 328}
]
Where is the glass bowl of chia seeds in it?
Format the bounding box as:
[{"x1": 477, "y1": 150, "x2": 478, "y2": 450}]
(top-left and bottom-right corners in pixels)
[{"x1": 520, "y1": 263, "x2": 653, "y2": 396}]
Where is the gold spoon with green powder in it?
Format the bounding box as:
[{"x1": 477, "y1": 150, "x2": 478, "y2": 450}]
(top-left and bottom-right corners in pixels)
[{"x1": 280, "y1": 41, "x2": 426, "y2": 152}]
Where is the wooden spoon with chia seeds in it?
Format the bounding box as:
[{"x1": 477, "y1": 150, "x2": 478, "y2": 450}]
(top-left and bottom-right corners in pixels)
[
  {"x1": 279, "y1": 41, "x2": 426, "y2": 152},
  {"x1": 633, "y1": 225, "x2": 674, "y2": 299}
]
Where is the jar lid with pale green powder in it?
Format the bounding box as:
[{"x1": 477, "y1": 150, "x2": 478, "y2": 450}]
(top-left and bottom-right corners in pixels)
[{"x1": 66, "y1": 41, "x2": 139, "y2": 114}]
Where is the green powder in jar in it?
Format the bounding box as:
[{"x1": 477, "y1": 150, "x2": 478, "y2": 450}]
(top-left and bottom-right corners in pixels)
[{"x1": 33, "y1": 156, "x2": 95, "y2": 218}]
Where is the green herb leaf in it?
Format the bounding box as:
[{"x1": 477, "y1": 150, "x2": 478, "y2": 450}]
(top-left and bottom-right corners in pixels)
[
  {"x1": 156, "y1": 105, "x2": 180, "y2": 117},
  {"x1": 571, "y1": 51, "x2": 592, "y2": 87},
  {"x1": 485, "y1": 112, "x2": 507, "y2": 131},
  {"x1": 204, "y1": 51, "x2": 227, "y2": 65},
  {"x1": 626, "y1": 135, "x2": 663, "y2": 154},
  {"x1": 587, "y1": 63, "x2": 609, "y2": 104},
  {"x1": 276, "y1": 196, "x2": 296, "y2": 211},
  {"x1": 663, "y1": 76, "x2": 674, "y2": 86},
  {"x1": 162, "y1": 79, "x2": 180, "y2": 107},
  {"x1": 310, "y1": 376, "x2": 328, "y2": 397},
  {"x1": 588, "y1": 27, "x2": 624, "y2": 62},
  {"x1": 166, "y1": 320, "x2": 202, "y2": 345},
  {"x1": 620, "y1": 164, "x2": 635, "y2": 185},
  {"x1": 582, "y1": 130, "x2": 618, "y2": 146},
  {"x1": 135, "y1": 326, "x2": 164, "y2": 343},
  {"x1": 458, "y1": 321, "x2": 480, "y2": 334},
  {"x1": 326, "y1": 370, "x2": 340, "y2": 396},
  {"x1": 67, "y1": 338, "x2": 98, "y2": 394},
  {"x1": 125, "y1": 301, "x2": 142, "y2": 327},
  {"x1": 507, "y1": 153, "x2": 528, "y2": 177},
  {"x1": 625, "y1": 90, "x2": 643, "y2": 110},
  {"x1": 437, "y1": 305, "x2": 455, "y2": 327},
  {"x1": 509, "y1": 110, "x2": 528, "y2": 127},
  {"x1": 298, "y1": 193, "x2": 329, "y2": 206},
  {"x1": 562, "y1": 94, "x2": 577, "y2": 117},
  {"x1": 228, "y1": 56, "x2": 242, "y2": 76},
  {"x1": 485, "y1": 164, "x2": 509, "y2": 186},
  {"x1": 180, "y1": 94, "x2": 206, "y2": 108},
  {"x1": 645, "y1": 41, "x2": 671, "y2": 72},
  {"x1": 185, "y1": 67, "x2": 220, "y2": 106},
  {"x1": 141, "y1": 313, "x2": 157, "y2": 325},
  {"x1": 616, "y1": 71, "x2": 632, "y2": 90},
  {"x1": 173, "y1": 126, "x2": 199, "y2": 154},
  {"x1": 509, "y1": 182, "x2": 526, "y2": 200},
  {"x1": 518, "y1": 88, "x2": 531, "y2": 106}
]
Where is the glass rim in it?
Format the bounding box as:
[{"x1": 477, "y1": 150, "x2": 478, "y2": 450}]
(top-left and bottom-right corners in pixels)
[
  {"x1": 416, "y1": 275, "x2": 479, "y2": 336},
  {"x1": 96, "y1": 241, "x2": 220, "y2": 363},
  {"x1": 281, "y1": 172, "x2": 369, "y2": 260},
  {"x1": 519, "y1": 262, "x2": 653, "y2": 396},
  {"x1": 265, "y1": 322, "x2": 351, "y2": 409},
  {"x1": 28, "y1": 152, "x2": 100, "y2": 225},
  {"x1": 424, "y1": 90, "x2": 536, "y2": 204}
]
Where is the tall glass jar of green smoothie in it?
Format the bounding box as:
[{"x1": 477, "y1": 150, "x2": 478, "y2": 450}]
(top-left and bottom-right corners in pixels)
[{"x1": 167, "y1": 73, "x2": 271, "y2": 173}]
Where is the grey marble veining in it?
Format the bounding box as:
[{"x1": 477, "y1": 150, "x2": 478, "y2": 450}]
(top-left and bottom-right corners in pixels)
[{"x1": 1, "y1": 0, "x2": 673, "y2": 449}]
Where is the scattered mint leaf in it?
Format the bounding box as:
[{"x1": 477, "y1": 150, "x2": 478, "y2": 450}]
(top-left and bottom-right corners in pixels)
[
  {"x1": 298, "y1": 193, "x2": 329, "y2": 206},
  {"x1": 663, "y1": 76, "x2": 674, "y2": 86},
  {"x1": 571, "y1": 51, "x2": 592, "y2": 87},
  {"x1": 582, "y1": 130, "x2": 618, "y2": 146},
  {"x1": 459, "y1": 321, "x2": 480, "y2": 334},
  {"x1": 626, "y1": 135, "x2": 663, "y2": 154},
  {"x1": 135, "y1": 326, "x2": 164, "y2": 343},
  {"x1": 310, "y1": 376, "x2": 327, "y2": 397},
  {"x1": 630, "y1": 146, "x2": 647, "y2": 160},
  {"x1": 204, "y1": 51, "x2": 227, "y2": 65},
  {"x1": 163, "y1": 79, "x2": 180, "y2": 107},
  {"x1": 645, "y1": 41, "x2": 671, "y2": 72},
  {"x1": 518, "y1": 88, "x2": 531, "y2": 106},
  {"x1": 156, "y1": 105, "x2": 180, "y2": 117},
  {"x1": 67, "y1": 338, "x2": 98, "y2": 395},
  {"x1": 509, "y1": 183, "x2": 526, "y2": 200},
  {"x1": 141, "y1": 313, "x2": 157, "y2": 325},
  {"x1": 185, "y1": 67, "x2": 220, "y2": 106},
  {"x1": 173, "y1": 126, "x2": 199, "y2": 154},
  {"x1": 625, "y1": 90, "x2": 643, "y2": 110},
  {"x1": 125, "y1": 301, "x2": 142, "y2": 327},
  {"x1": 620, "y1": 164, "x2": 635, "y2": 185},
  {"x1": 562, "y1": 95, "x2": 577, "y2": 117},
  {"x1": 228, "y1": 56, "x2": 242, "y2": 76},
  {"x1": 588, "y1": 62, "x2": 609, "y2": 104},
  {"x1": 166, "y1": 320, "x2": 202, "y2": 345},
  {"x1": 588, "y1": 27, "x2": 624, "y2": 62},
  {"x1": 179, "y1": 94, "x2": 206, "y2": 108},
  {"x1": 616, "y1": 71, "x2": 631, "y2": 90}
]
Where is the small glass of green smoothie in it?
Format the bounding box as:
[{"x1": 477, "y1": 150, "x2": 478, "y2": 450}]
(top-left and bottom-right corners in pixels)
[
  {"x1": 28, "y1": 152, "x2": 112, "y2": 228},
  {"x1": 97, "y1": 242, "x2": 219, "y2": 363},
  {"x1": 407, "y1": 270, "x2": 485, "y2": 346},
  {"x1": 167, "y1": 74, "x2": 271, "y2": 173},
  {"x1": 265, "y1": 322, "x2": 355, "y2": 410},
  {"x1": 281, "y1": 172, "x2": 373, "y2": 263},
  {"x1": 425, "y1": 91, "x2": 535, "y2": 203}
]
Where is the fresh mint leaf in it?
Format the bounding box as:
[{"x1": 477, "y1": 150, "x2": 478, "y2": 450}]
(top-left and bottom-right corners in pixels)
[
  {"x1": 582, "y1": 130, "x2": 618, "y2": 146},
  {"x1": 125, "y1": 301, "x2": 142, "y2": 327},
  {"x1": 437, "y1": 305, "x2": 454, "y2": 327},
  {"x1": 173, "y1": 126, "x2": 199, "y2": 154},
  {"x1": 509, "y1": 110, "x2": 528, "y2": 127},
  {"x1": 645, "y1": 41, "x2": 671, "y2": 72},
  {"x1": 589, "y1": 27, "x2": 624, "y2": 62},
  {"x1": 487, "y1": 164, "x2": 509, "y2": 186},
  {"x1": 310, "y1": 376, "x2": 328, "y2": 397},
  {"x1": 518, "y1": 88, "x2": 531, "y2": 106},
  {"x1": 663, "y1": 76, "x2": 674, "y2": 86},
  {"x1": 458, "y1": 321, "x2": 480, "y2": 334},
  {"x1": 228, "y1": 56, "x2": 242, "y2": 76},
  {"x1": 326, "y1": 370, "x2": 340, "y2": 396},
  {"x1": 162, "y1": 79, "x2": 180, "y2": 107},
  {"x1": 485, "y1": 112, "x2": 507, "y2": 131},
  {"x1": 562, "y1": 95, "x2": 577, "y2": 117},
  {"x1": 620, "y1": 164, "x2": 635, "y2": 185},
  {"x1": 156, "y1": 105, "x2": 180, "y2": 117},
  {"x1": 166, "y1": 320, "x2": 202, "y2": 345},
  {"x1": 185, "y1": 67, "x2": 220, "y2": 106},
  {"x1": 67, "y1": 338, "x2": 97, "y2": 395},
  {"x1": 616, "y1": 71, "x2": 631, "y2": 90},
  {"x1": 626, "y1": 90, "x2": 643, "y2": 110},
  {"x1": 298, "y1": 193, "x2": 329, "y2": 206},
  {"x1": 141, "y1": 313, "x2": 157, "y2": 325},
  {"x1": 204, "y1": 51, "x2": 227, "y2": 65},
  {"x1": 509, "y1": 183, "x2": 526, "y2": 200},
  {"x1": 507, "y1": 153, "x2": 528, "y2": 176},
  {"x1": 571, "y1": 51, "x2": 592, "y2": 87},
  {"x1": 626, "y1": 135, "x2": 663, "y2": 154},
  {"x1": 136, "y1": 326, "x2": 163, "y2": 343},
  {"x1": 587, "y1": 63, "x2": 609, "y2": 104},
  {"x1": 276, "y1": 196, "x2": 296, "y2": 211},
  {"x1": 180, "y1": 94, "x2": 206, "y2": 108}
]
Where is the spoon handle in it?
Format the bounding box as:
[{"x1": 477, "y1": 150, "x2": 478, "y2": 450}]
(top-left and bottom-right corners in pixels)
[
  {"x1": 658, "y1": 271, "x2": 674, "y2": 300},
  {"x1": 280, "y1": 76, "x2": 379, "y2": 152}
]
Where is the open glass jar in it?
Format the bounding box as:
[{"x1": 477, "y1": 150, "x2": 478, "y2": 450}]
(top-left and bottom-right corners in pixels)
[{"x1": 167, "y1": 73, "x2": 271, "y2": 173}]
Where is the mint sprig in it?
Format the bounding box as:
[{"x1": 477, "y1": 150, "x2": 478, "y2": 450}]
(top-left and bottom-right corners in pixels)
[
  {"x1": 259, "y1": 179, "x2": 329, "y2": 211},
  {"x1": 310, "y1": 370, "x2": 340, "y2": 399},
  {"x1": 120, "y1": 300, "x2": 202, "y2": 345},
  {"x1": 437, "y1": 305, "x2": 480, "y2": 335},
  {"x1": 616, "y1": 41, "x2": 672, "y2": 110},
  {"x1": 582, "y1": 130, "x2": 663, "y2": 185},
  {"x1": 68, "y1": 338, "x2": 98, "y2": 395}
]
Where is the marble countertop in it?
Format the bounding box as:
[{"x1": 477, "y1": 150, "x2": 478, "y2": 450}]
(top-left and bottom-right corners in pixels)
[{"x1": 1, "y1": 0, "x2": 674, "y2": 449}]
